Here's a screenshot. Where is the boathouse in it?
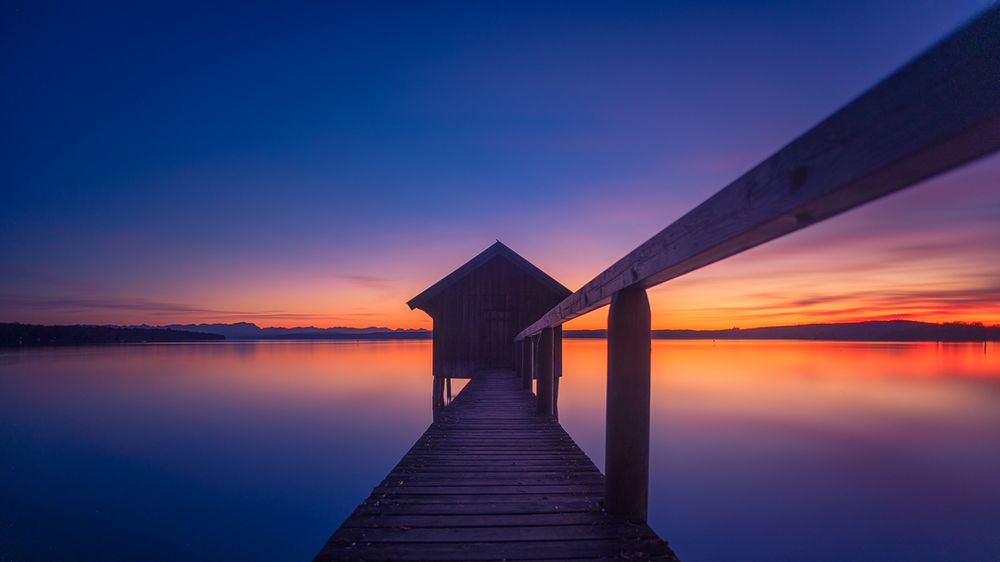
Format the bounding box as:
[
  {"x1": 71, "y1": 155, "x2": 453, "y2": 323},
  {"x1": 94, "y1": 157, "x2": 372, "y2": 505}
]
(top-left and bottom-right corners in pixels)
[{"x1": 407, "y1": 241, "x2": 570, "y2": 378}]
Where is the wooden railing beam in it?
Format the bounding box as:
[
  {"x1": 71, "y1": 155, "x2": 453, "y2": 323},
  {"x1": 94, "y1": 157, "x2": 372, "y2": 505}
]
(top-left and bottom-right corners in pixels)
[{"x1": 516, "y1": 6, "x2": 1000, "y2": 341}]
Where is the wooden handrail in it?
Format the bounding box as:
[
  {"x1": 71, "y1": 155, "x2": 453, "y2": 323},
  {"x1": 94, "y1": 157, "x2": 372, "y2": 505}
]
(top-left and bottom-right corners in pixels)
[{"x1": 516, "y1": 6, "x2": 1000, "y2": 341}]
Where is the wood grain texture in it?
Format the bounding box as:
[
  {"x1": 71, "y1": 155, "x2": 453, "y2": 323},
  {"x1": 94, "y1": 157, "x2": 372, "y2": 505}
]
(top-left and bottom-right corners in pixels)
[
  {"x1": 516, "y1": 7, "x2": 1000, "y2": 340},
  {"x1": 313, "y1": 370, "x2": 679, "y2": 561}
]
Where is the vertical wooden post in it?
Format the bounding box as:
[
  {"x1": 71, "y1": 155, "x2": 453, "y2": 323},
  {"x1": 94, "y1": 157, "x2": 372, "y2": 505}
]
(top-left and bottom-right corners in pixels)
[
  {"x1": 531, "y1": 336, "x2": 538, "y2": 392},
  {"x1": 514, "y1": 341, "x2": 522, "y2": 384},
  {"x1": 431, "y1": 318, "x2": 441, "y2": 378},
  {"x1": 605, "y1": 287, "x2": 651, "y2": 522},
  {"x1": 553, "y1": 325, "x2": 562, "y2": 418},
  {"x1": 536, "y1": 327, "x2": 555, "y2": 416},
  {"x1": 432, "y1": 376, "x2": 445, "y2": 421},
  {"x1": 520, "y1": 339, "x2": 532, "y2": 390}
]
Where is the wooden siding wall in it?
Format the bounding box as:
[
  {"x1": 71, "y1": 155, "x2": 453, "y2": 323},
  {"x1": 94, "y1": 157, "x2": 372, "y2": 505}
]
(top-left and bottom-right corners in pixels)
[{"x1": 426, "y1": 256, "x2": 566, "y2": 378}]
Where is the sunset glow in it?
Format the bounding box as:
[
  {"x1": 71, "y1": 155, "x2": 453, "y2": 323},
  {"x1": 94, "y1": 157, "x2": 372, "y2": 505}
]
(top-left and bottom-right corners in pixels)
[{"x1": 2, "y1": 2, "x2": 996, "y2": 331}]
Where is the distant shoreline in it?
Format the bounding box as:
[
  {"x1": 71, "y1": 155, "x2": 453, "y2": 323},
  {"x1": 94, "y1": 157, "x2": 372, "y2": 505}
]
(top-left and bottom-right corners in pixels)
[
  {"x1": 0, "y1": 323, "x2": 224, "y2": 347},
  {"x1": 2, "y1": 320, "x2": 997, "y2": 347}
]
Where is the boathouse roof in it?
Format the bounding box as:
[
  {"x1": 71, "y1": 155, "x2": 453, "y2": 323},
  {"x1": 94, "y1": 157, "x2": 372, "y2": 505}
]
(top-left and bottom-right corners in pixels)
[{"x1": 406, "y1": 241, "x2": 571, "y2": 311}]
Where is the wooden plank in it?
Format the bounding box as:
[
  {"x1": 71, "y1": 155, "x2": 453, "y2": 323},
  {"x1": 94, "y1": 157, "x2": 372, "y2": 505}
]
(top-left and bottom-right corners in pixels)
[
  {"x1": 313, "y1": 369, "x2": 678, "y2": 561},
  {"x1": 399, "y1": 458, "x2": 568, "y2": 466},
  {"x1": 357, "y1": 494, "x2": 606, "y2": 505},
  {"x1": 373, "y1": 481, "x2": 604, "y2": 492},
  {"x1": 384, "y1": 472, "x2": 603, "y2": 482},
  {"x1": 316, "y1": 538, "x2": 675, "y2": 561},
  {"x1": 516, "y1": 7, "x2": 1000, "y2": 340},
  {"x1": 342, "y1": 512, "x2": 605, "y2": 528},
  {"x1": 389, "y1": 462, "x2": 597, "y2": 470},
  {"x1": 349, "y1": 501, "x2": 601, "y2": 516},
  {"x1": 330, "y1": 523, "x2": 658, "y2": 543}
]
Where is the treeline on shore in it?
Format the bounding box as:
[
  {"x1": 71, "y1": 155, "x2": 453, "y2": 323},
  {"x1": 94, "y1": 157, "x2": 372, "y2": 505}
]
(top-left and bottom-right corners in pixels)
[{"x1": 0, "y1": 323, "x2": 225, "y2": 347}]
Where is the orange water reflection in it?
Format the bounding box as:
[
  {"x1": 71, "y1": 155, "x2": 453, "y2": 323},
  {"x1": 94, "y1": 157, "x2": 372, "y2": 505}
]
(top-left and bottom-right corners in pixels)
[{"x1": 559, "y1": 339, "x2": 1000, "y2": 561}]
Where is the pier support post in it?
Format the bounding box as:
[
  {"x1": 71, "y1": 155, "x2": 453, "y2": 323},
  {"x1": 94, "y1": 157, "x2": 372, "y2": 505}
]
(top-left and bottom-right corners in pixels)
[
  {"x1": 536, "y1": 327, "x2": 555, "y2": 416},
  {"x1": 432, "y1": 376, "x2": 446, "y2": 421},
  {"x1": 514, "y1": 341, "x2": 522, "y2": 385},
  {"x1": 605, "y1": 287, "x2": 651, "y2": 522},
  {"x1": 553, "y1": 325, "x2": 562, "y2": 418},
  {"x1": 521, "y1": 339, "x2": 532, "y2": 390}
]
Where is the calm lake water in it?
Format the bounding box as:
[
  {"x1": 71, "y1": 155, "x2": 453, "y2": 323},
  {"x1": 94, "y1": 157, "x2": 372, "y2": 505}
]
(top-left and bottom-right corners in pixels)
[{"x1": 1, "y1": 340, "x2": 998, "y2": 561}]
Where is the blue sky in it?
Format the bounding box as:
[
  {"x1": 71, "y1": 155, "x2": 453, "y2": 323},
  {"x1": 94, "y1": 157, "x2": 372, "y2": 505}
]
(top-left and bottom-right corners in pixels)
[{"x1": 2, "y1": 1, "x2": 996, "y2": 328}]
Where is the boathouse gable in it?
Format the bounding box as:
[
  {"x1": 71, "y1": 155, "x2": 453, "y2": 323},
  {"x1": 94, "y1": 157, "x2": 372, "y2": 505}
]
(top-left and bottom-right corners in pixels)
[{"x1": 407, "y1": 241, "x2": 570, "y2": 378}]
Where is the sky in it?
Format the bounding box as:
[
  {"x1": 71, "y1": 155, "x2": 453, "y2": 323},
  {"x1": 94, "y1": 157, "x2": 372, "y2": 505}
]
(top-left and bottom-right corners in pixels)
[{"x1": 2, "y1": 0, "x2": 997, "y2": 330}]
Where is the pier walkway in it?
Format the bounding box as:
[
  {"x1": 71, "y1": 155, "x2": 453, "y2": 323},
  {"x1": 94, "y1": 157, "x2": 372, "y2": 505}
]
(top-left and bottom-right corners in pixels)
[
  {"x1": 314, "y1": 10, "x2": 1000, "y2": 559},
  {"x1": 313, "y1": 370, "x2": 678, "y2": 561}
]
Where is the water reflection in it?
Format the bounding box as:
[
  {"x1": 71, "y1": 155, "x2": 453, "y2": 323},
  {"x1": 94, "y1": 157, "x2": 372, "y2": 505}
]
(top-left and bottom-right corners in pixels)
[
  {"x1": 1, "y1": 340, "x2": 998, "y2": 561},
  {"x1": 559, "y1": 340, "x2": 1000, "y2": 562},
  {"x1": 0, "y1": 341, "x2": 442, "y2": 562}
]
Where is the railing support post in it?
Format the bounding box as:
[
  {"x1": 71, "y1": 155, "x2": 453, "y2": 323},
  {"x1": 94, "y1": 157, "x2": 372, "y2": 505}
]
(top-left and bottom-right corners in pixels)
[
  {"x1": 553, "y1": 325, "x2": 562, "y2": 418},
  {"x1": 605, "y1": 286, "x2": 651, "y2": 522},
  {"x1": 514, "y1": 340, "x2": 522, "y2": 384},
  {"x1": 529, "y1": 338, "x2": 535, "y2": 391},
  {"x1": 520, "y1": 339, "x2": 532, "y2": 390},
  {"x1": 536, "y1": 327, "x2": 555, "y2": 416}
]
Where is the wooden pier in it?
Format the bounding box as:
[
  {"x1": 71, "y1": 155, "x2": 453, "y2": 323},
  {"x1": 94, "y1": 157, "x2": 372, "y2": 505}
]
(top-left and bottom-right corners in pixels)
[
  {"x1": 314, "y1": 369, "x2": 678, "y2": 561},
  {"x1": 314, "y1": 8, "x2": 1000, "y2": 561}
]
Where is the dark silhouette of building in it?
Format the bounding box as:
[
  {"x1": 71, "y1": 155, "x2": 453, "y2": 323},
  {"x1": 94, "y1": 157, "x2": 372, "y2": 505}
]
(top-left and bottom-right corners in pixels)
[{"x1": 408, "y1": 241, "x2": 571, "y2": 378}]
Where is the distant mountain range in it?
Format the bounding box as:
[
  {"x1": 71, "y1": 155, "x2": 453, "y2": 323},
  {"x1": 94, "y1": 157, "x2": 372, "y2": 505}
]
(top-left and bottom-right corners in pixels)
[
  {"x1": 158, "y1": 322, "x2": 432, "y2": 340},
  {"x1": 566, "y1": 320, "x2": 999, "y2": 342}
]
